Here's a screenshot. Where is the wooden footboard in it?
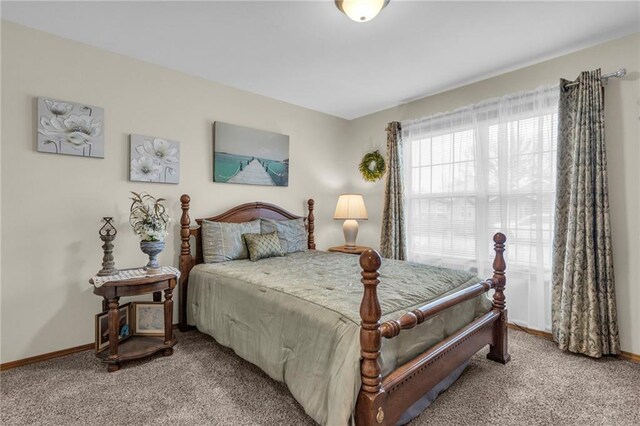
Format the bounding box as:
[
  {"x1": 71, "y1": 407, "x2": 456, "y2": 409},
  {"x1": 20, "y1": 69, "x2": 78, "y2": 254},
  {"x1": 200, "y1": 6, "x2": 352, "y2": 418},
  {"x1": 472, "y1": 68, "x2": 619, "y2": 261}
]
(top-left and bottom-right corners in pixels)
[{"x1": 356, "y1": 233, "x2": 510, "y2": 426}]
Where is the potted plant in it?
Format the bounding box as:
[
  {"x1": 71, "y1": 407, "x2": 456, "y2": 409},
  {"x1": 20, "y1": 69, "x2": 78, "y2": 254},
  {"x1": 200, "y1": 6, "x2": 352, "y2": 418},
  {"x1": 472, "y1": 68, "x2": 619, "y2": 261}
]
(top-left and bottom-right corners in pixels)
[{"x1": 129, "y1": 191, "x2": 170, "y2": 274}]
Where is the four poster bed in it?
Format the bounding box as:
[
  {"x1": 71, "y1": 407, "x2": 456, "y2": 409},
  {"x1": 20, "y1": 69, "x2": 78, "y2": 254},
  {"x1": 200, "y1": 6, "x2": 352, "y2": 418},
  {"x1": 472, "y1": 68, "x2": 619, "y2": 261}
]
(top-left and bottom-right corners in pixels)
[{"x1": 178, "y1": 193, "x2": 510, "y2": 426}]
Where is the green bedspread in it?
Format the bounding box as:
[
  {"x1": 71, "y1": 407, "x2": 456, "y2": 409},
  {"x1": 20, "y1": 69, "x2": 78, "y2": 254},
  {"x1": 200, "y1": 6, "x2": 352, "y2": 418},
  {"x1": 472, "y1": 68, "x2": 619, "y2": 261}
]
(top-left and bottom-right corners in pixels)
[{"x1": 188, "y1": 250, "x2": 492, "y2": 425}]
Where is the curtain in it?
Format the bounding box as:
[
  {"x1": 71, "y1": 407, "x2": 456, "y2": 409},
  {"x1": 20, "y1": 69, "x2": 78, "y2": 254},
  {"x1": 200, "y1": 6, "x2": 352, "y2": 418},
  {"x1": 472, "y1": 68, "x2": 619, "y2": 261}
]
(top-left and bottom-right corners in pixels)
[
  {"x1": 402, "y1": 86, "x2": 559, "y2": 332},
  {"x1": 380, "y1": 121, "x2": 407, "y2": 260},
  {"x1": 552, "y1": 69, "x2": 620, "y2": 357}
]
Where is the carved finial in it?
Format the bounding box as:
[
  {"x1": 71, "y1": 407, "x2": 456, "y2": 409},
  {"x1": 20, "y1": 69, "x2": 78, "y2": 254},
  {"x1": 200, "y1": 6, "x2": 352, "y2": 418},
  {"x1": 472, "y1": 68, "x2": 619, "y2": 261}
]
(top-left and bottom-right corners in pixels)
[
  {"x1": 360, "y1": 249, "x2": 382, "y2": 273},
  {"x1": 492, "y1": 232, "x2": 506, "y2": 311},
  {"x1": 357, "y1": 249, "x2": 387, "y2": 423},
  {"x1": 307, "y1": 198, "x2": 316, "y2": 250},
  {"x1": 359, "y1": 249, "x2": 383, "y2": 395},
  {"x1": 180, "y1": 194, "x2": 191, "y2": 256},
  {"x1": 487, "y1": 232, "x2": 511, "y2": 364}
]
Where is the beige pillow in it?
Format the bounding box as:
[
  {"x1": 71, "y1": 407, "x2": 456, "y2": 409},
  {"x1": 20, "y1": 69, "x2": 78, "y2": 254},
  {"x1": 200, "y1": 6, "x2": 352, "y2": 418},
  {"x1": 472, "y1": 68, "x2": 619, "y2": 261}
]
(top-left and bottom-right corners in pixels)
[
  {"x1": 201, "y1": 219, "x2": 260, "y2": 263},
  {"x1": 260, "y1": 218, "x2": 308, "y2": 253}
]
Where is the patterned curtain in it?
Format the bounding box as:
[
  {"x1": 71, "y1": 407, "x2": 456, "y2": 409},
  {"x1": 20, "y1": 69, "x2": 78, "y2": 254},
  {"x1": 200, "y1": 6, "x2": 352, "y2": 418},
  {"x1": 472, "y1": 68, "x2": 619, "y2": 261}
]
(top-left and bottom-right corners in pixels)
[
  {"x1": 552, "y1": 69, "x2": 620, "y2": 357},
  {"x1": 380, "y1": 121, "x2": 407, "y2": 260}
]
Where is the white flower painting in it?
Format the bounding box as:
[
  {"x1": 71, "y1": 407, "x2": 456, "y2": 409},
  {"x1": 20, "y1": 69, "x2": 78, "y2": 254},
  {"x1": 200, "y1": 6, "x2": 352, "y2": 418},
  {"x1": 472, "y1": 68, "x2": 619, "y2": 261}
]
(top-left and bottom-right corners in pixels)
[
  {"x1": 37, "y1": 97, "x2": 105, "y2": 158},
  {"x1": 129, "y1": 134, "x2": 180, "y2": 184}
]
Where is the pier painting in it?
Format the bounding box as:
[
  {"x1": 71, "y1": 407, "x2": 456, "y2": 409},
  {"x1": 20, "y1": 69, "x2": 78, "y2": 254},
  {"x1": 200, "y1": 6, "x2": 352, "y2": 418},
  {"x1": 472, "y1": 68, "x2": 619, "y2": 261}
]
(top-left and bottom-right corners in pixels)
[{"x1": 213, "y1": 122, "x2": 289, "y2": 186}]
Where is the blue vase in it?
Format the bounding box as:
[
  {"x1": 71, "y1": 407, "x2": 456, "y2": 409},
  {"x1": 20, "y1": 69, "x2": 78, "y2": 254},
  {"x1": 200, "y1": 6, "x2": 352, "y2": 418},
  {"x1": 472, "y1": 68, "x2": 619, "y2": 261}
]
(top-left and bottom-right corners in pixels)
[{"x1": 140, "y1": 240, "x2": 165, "y2": 274}]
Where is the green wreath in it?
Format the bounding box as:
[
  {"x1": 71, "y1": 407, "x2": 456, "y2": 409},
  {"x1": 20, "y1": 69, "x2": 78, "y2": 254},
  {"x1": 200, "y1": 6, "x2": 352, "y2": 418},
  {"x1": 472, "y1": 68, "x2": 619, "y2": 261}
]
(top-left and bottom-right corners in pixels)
[{"x1": 359, "y1": 150, "x2": 386, "y2": 182}]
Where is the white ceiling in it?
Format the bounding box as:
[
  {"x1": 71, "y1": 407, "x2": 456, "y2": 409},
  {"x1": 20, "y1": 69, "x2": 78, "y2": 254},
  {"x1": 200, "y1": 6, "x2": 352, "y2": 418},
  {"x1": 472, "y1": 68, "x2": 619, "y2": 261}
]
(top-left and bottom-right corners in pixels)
[{"x1": 2, "y1": 1, "x2": 639, "y2": 119}]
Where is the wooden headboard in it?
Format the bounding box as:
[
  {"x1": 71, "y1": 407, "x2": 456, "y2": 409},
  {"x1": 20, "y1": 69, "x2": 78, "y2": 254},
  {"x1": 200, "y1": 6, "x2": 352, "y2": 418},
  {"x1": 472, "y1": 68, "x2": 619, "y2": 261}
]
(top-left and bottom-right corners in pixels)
[{"x1": 178, "y1": 194, "x2": 315, "y2": 330}]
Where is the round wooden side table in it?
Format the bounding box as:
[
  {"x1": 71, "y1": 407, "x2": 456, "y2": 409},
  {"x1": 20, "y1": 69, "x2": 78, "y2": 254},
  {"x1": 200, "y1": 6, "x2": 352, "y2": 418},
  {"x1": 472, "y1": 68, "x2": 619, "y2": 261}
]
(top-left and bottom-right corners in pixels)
[{"x1": 90, "y1": 270, "x2": 177, "y2": 372}]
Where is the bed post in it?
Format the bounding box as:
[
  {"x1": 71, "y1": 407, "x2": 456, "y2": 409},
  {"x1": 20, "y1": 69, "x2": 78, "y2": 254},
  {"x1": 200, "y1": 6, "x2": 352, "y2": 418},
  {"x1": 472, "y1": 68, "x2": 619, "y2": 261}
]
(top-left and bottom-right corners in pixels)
[
  {"x1": 179, "y1": 194, "x2": 193, "y2": 332},
  {"x1": 307, "y1": 199, "x2": 316, "y2": 250},
  {"x1": 356, "y1": 249, "x2": 387, "y2": 426},
  {"x1": 487, "y1": 232, "x2": 511, "y2": 364}
]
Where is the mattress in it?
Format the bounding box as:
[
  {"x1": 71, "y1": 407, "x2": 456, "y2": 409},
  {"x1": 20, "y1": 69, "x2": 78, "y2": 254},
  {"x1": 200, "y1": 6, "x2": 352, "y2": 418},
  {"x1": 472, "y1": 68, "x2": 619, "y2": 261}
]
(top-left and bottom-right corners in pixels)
[{"x1": 187, "y1": 250, "x2": 492, "y2": 425}]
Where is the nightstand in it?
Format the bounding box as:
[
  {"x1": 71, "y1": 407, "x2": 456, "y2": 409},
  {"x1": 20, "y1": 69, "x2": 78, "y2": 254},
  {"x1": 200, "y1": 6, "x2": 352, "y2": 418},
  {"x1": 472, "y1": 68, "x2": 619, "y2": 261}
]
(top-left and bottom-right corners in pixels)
[
  {"x1": 90, "y1": 269, "x2": 177, "y2": 372},
  {"x1": 328, "y1": 245, "x2": 371, "y2": 255}
]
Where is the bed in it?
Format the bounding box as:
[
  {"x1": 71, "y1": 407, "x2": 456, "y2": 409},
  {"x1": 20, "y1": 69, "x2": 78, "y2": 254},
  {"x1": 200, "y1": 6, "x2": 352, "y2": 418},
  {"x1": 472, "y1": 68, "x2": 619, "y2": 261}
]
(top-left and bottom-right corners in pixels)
[{"x1": 178, "y1": 194, "x2": 510, "y2": 426}]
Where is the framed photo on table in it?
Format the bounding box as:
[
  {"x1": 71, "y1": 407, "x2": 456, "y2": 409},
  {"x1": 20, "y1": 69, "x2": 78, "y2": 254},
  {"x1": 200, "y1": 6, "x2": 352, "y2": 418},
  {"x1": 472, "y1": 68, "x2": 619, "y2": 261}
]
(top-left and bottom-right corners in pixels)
[
  {"x1": 132, "y1": 302, "x2": 165, "y2": 336},
  {"x1": 95, "y1": 303, "x2": 132, "y2": 353}
]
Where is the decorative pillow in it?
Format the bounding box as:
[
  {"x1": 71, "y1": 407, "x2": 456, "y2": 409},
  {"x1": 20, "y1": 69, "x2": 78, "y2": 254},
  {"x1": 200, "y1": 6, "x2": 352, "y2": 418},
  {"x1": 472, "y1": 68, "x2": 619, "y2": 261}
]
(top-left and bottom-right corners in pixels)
[
  {"x1": 260, "y1": 218, "x2": 308, "y2": 254},
  {"x1": 242, "y1": 232, "x2": 285, "y2": 262},
  {"x1": 201, "y1": 219, "x2": 260, "y2": 263}
]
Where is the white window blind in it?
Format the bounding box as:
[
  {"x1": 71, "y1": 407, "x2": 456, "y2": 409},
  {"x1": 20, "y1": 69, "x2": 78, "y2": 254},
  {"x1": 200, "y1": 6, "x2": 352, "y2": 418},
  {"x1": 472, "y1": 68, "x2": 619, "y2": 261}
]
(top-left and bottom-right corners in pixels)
[{"x1": 403, "y1": 85, "x2": 559, "y2": 332}]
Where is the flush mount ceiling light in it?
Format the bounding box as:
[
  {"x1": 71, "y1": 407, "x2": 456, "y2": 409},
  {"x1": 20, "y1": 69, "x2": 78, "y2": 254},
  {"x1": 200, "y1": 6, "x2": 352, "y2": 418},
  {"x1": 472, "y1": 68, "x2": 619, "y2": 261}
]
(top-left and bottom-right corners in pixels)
[{"x1": 335, "y1": 0, "x2": 390, "y2": 23}]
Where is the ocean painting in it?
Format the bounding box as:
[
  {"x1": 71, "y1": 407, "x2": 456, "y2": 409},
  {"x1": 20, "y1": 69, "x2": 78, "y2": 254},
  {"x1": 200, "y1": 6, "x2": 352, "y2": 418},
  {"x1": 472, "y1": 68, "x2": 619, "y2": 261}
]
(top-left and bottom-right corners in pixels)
[{"x1": 213, "y1": 122, "x2": 289, "y2": 186}]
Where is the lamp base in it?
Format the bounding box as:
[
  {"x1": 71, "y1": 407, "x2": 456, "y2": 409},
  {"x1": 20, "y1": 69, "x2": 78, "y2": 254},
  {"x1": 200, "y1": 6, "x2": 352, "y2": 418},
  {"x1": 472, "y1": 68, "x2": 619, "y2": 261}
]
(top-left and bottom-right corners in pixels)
[{"x1": 343, "y1": 219, "x2": 359, "y2": 248}]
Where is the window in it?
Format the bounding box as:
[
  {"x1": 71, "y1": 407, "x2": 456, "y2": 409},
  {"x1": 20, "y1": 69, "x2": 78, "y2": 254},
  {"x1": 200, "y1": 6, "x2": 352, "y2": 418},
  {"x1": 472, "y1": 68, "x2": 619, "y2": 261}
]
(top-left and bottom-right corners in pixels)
[{"x1": 403, "y1": 86, "x2": 559, "y2": 331}]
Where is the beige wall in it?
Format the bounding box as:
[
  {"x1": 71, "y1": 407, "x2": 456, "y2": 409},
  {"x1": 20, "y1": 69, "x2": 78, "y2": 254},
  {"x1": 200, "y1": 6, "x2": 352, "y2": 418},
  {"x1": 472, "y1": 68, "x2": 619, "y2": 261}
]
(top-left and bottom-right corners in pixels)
[
  {"x1": 347, "y1": 33, "x2": 640, "y2": 355},
  {"x1": 2, "y1": 22, "x2": 639, "y2": 363},
  {"x1": 0, "y1": 22, "x2": 349, "y2": 363}
]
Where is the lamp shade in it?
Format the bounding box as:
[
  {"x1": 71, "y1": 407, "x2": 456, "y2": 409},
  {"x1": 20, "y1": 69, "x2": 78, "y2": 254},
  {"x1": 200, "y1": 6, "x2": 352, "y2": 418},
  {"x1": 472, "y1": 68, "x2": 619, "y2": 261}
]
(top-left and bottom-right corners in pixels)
[{"x1": 334, "y1": 194, "x2": 368, "y2": 220}]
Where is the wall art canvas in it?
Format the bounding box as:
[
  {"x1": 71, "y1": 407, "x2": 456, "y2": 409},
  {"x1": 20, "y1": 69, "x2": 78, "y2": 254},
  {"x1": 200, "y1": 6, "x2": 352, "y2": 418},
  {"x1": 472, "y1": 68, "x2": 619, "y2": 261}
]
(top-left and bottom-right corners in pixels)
[
  {"x1": 213, "y1": 122, "x2": 289, "y2": 186},
  {"x1": 37, "y1": 97, "x2": 104, "y2": 158},
  {"x1": 129, "y1": 134, "x2": 180, "y2": 184},
  {"x1": 133, "y1": 302, "x2": 164, "y2": 336}
]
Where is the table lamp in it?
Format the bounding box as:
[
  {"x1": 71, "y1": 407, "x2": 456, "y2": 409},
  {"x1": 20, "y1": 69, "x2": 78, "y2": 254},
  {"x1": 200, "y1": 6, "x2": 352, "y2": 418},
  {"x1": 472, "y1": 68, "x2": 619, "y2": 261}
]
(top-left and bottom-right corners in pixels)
[{"x1": 333, "y1": 194, "x2": 368, "y2": 249}]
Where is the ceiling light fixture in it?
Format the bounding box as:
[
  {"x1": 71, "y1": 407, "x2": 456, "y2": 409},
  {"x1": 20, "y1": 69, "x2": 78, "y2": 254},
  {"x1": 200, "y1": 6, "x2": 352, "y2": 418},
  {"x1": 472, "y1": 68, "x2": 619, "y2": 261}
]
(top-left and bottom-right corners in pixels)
[{"x1": 335, "y1": 0, "x2": 390, "y2": 23}]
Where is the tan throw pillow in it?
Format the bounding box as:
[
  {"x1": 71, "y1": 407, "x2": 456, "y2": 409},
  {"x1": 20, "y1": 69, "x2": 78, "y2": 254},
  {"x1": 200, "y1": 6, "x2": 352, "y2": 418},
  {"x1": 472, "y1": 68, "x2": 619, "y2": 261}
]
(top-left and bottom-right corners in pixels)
[{"x1": 242, "y1": 232, "x2": 285, "y2": 262}]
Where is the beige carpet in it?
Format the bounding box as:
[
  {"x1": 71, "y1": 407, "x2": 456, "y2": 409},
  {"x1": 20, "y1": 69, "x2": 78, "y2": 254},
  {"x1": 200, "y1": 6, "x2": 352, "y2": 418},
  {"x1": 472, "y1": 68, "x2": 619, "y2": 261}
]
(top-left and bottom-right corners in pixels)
[{"x1": 1, "y1": 330, "x2": 638, "y2": 425}]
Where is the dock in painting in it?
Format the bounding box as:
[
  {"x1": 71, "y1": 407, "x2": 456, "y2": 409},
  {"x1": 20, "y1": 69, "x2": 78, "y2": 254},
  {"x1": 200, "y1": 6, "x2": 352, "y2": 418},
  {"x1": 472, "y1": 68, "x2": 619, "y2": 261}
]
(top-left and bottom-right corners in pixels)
[{"x1": 213, "y1": 122, "x2": 289, "y2": 187}]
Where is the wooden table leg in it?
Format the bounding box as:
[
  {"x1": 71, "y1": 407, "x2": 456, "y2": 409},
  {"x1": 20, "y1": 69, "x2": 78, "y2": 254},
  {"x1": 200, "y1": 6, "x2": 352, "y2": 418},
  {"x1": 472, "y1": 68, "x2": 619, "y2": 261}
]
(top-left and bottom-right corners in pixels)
[
  {"x1": 107, "y1": 297, "x2": 120, "y2": 371},
  {"x1": 163, "y1": 282, "x2": 174, "y2": 355}
]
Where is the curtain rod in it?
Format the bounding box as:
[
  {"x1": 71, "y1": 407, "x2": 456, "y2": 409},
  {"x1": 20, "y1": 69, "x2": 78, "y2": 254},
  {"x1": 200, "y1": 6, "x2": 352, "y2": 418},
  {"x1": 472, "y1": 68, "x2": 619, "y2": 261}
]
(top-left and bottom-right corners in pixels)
[{"x1": 563, "y1": 68, "x2": 627, "y2": 88}]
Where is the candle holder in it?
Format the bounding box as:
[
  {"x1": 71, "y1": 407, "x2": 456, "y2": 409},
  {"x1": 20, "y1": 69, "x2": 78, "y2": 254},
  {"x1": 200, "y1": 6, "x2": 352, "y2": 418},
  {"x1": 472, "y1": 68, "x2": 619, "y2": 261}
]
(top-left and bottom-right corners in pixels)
[{"x1": 97, "y1": 217, "x2": 119, "y2": 276}]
